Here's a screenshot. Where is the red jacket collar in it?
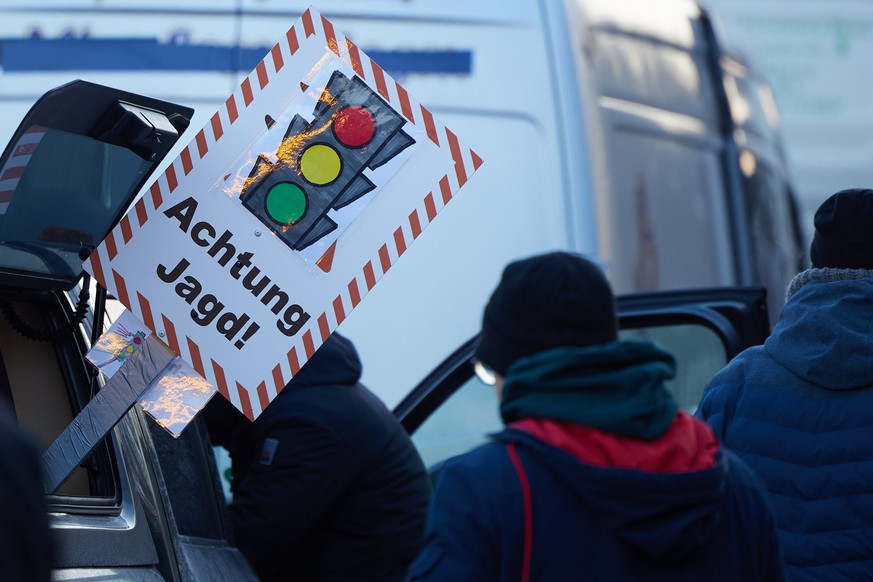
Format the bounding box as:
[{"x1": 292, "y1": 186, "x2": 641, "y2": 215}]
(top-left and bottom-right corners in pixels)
[{"x1": 509, "y1": 411, "x2": 718, "y2": 473}]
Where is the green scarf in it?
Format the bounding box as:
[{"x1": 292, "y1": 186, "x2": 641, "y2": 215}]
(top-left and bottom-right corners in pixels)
[{"x1": 500, "y1": 340, "x2": 678, "y2": 441}]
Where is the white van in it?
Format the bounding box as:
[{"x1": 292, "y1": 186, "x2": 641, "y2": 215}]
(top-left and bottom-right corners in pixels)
[{"x1": 0, "y1": 0, "x2": 802, "y2": 409}]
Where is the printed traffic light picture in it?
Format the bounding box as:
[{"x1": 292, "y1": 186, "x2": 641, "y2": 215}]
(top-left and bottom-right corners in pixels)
[{"x1": 240, "y1": 70, "x2": 415, "y2": 258}]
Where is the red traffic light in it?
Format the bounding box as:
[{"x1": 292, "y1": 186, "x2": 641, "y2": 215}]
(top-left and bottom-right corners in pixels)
[{"x1": 333, "y1": 106, "x2": 376, "y2": 147}]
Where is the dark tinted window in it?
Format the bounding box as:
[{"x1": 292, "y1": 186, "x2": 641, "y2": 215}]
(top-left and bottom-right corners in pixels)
[
  {"x1": 0, "y1": 127, "x2": 149, "y2": 283},
  {"x1": 148, "y1": 417, "x2": 227, "y2": 539}
]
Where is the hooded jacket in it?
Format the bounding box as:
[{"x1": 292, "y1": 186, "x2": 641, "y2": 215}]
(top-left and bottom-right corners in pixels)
[
  {"x1": 697, "y1": 271, "x2": 873, "y2": 581},
  {"x1": 409, "y1": 341, "x2": 784, "y2": 581},
  {"x1": 203, "y1": 333, "x2": 431, "y2": 582}
]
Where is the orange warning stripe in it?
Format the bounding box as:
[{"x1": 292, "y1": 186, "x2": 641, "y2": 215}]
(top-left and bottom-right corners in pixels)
[
  {"x1": 332, "y1": 295, "x2": 346, "y2": 325},
  {"x1": 302, "y1": 9, "x2": 316, "y2": 38},
  {"x1": 408, "y1": 209, "x2": 423, "y2": 239},
  {"x1": 318, "y1": 313, "x2": 331, "y2": 343},
  {"x1": 287, "y1": 346, "x2": 301, "y2": 376},
  {"x1": 241, "y1": 77, "x2": 254, "y2": 107},
  {"x1": 395, "y1": 84, "x2": 414, "y2": 123},
  {"x1": 445, "y1": 128, "x2": 468, "y2": 187},
  {"x1": 195, "y1": 129, "x2": 208, "y2": 158},
  {"x1": 256, "y1": 382, "x2": 270, "y2": 413},
  {"x1": 104, "y1": 232, "x2": 118, "y2": 262},
  {"x1": 346, "y1": 39, "x2": 364, "y2": 78},
  {"x1": 165, "y1": 164, "x2": 179, "y2": 193},
  {"x1": 370, "y1": 61, "x2": 390, "y2": 100},
  {"x1": 211, "y1": 360, "x2": 231, "y2": 400},
  {"x1": 378, "y1": 244, "x2": 391, "y2": 274},
  {"x1": 150, "y1": 181, "x2": 164, "y2": 207},
  {"x1": 136, "y1": 292, "x2": 156, "y2": 332},
  {"x1": 302, "y1": 329, "x2": 316, "y2": 359},
  {"x1": 87, "y1": 251, "x2": 106, "y2": 289},
  {"x1": 256, "y1": 62, "x2": 268, "y2": 90},
  {"x1": 186, "y1": 337, "x2": 206, "y2": 379},
  {"x1": 363, "y1": 261, "x2": 377, "y2": 290},
  {"x1": 348, "y1": 278, "x2": 362, "y2": 308},
  {"x1": 180, "y1": 147, "x2": 193, "y2": 176},
  {"x1": 134, "y1": 198, "x2": 148, "y2": 228},
  {"x1": 236, "y1": 382, "x2": 255, "y2": 420},
  {"x1": 210, "y1": 112, "x2": 224, "y2": 141},
  {"x1": 393, "y1": 226, "x2": 407, "y2": 256},
  {"x1": 120, "y1": 215, "x2": 133, "y2": 244},
  {"x1": 424, "y1": 192, "x2": 437, "y2": 222},
  {"x1": 421, "y1": 106, "x2": 439, "y2": 146},
  {"x1": 287, "y1": 27, "x2": 300, "y2": 55},
  {"x1": 272, "y1": 364, "x2": 285, "y2": 395},
  {"x1": 472, "y1": 150, "x2": 484, "y2": 170},
  {"x1": 112, "y1": 269, "x2": 131, "y2": 308},
  {"x1": 322, "y1": 15, "x2": 340, "y2": 57},
  {"x1": 439, "y1": 175, "x2": 452, "y2": 205},
  {"x1": 226, "y1": 96, "x2": 239, "y2": 125},
  {"x1": 270, "y1": 43, "x2": 285, "y2": 73},
  {"x1": 161, "y1": 315, "x2": 182, "y2": 357}
]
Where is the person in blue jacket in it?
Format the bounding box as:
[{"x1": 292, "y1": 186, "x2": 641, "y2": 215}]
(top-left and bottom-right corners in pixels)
[
  {"x1": 203, "y1": 332, "x2": 431, "y2": 582},
  {"x1": 696, "y1": 188, "x2": 873, "y2": 581},
  {"x1": 408, "y1": 251, "x2": 784, "y2": 581}
]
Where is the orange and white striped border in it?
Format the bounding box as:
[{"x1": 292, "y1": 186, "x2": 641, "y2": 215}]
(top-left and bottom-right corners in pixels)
[{"x1": 85, "y1": 8, "x2": 483, "y2": 420}]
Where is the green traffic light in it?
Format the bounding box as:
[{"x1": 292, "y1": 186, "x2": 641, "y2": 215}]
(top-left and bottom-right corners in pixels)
[{"x1": 265, "y1": 182, "x2": 307, "y2": 225}]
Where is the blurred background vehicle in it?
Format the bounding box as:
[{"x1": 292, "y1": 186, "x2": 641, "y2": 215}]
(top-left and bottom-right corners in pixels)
[{"x1": 702, "y1": 0, "x2": 873, "y2": 237}]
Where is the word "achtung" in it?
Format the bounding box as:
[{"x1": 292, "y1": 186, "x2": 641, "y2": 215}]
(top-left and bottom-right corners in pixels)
[{"x1": 157, "y1": 197, "x2": 312, "y2": 349}]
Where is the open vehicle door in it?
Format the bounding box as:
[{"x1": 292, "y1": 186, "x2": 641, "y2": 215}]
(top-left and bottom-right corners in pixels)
[
  {"x1": 396, "y1": 287, "x2": 770, "y2": 472},
  {"x1": 0, "y1": 81, "x2": 257, "y2": 580}
]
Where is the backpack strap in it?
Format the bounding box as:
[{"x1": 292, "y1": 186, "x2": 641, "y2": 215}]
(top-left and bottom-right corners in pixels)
[{"x1": 506, "y1": 442, "x2": 532, "y2": 582}]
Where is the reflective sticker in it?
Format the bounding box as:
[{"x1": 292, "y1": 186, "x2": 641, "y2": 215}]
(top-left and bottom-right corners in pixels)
[{"x1": 260, "y1": 437, "x2": 280, "y2": 465}]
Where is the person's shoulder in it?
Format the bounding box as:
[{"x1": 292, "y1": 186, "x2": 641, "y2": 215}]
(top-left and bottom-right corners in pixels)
[
  {"x1": 429, "y1": 440, "x2": 518, "y2": 501},
  {"x1": 438, "y1": 440, "x2": 514, "y2": 477},
  {"x1": 700, "y1": 344, "x2": 769, "y2": 400}
]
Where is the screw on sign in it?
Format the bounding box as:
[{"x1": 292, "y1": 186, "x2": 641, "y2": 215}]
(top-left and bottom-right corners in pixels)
[{"x1": 240, "y1": 70, "x2": 415, "y2": 251}]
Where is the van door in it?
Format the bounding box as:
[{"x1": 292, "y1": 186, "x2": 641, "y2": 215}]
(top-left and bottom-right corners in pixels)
[{"x1": 396, "y1": 287, "x2": 769, "y2": 471}]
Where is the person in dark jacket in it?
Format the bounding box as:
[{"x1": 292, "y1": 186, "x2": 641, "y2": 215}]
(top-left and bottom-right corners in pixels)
[
  {"x1": 696, "y1": 188, "x2": 873, "y2": 581},
  {"x1": 203, "y1": 332, "x2": 431, "y2": 581},
  {"x1": 408, "y1": 251, "x2": 784, "y2": 581},
  {"x1": 0, "y1": 398, "x2": 54, "y2": 582}
]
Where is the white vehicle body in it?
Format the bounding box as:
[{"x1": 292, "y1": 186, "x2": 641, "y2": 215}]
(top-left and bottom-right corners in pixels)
[{"x1": 0, "y1": 0, "x2": 802, "y2": 408}]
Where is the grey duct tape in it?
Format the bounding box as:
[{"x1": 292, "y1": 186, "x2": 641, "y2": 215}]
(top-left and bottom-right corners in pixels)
[{"x1": 40, "y1": 334, "x2": 178, "y2": 494}]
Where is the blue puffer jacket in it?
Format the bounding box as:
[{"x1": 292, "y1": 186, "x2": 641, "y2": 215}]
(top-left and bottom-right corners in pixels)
[{"x1": 697, "y1": 272, "x2": 873, "y2": 581}]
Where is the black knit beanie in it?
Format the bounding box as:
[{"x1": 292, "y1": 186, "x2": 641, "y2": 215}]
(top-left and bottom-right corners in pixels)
[
  {"x1": 474, "y1": 251, "x2": 618, "y2": 377},
  {"x1": 810, "y1": 188, "x2": 873, "y2": 269}
]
